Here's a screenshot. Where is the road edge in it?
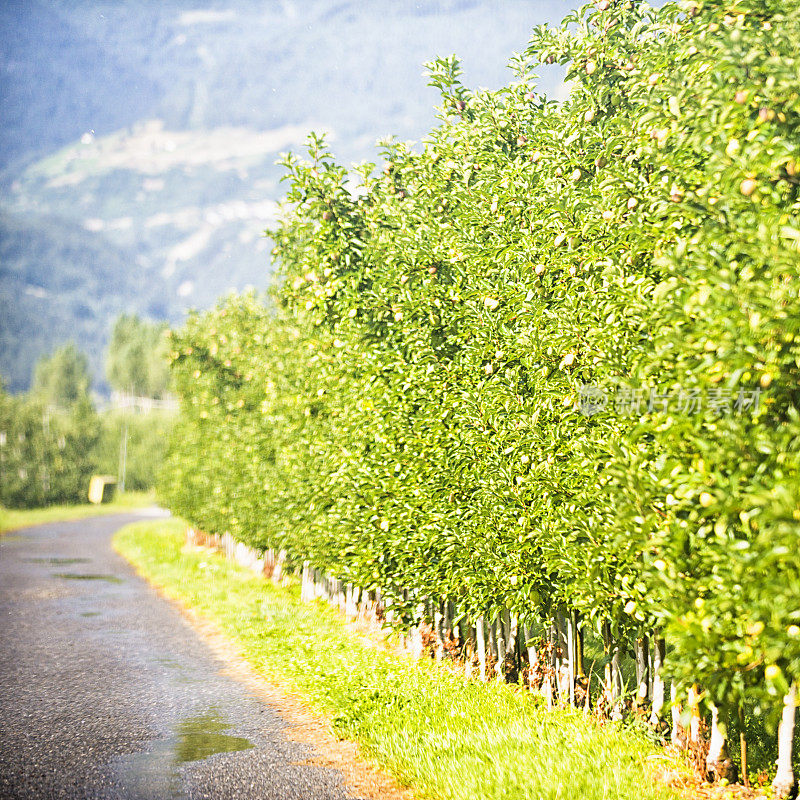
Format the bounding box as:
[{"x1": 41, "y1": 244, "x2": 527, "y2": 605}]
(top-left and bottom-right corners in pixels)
[{"x1": 113, "y1": 528, "x2": 415, "y2": 800}]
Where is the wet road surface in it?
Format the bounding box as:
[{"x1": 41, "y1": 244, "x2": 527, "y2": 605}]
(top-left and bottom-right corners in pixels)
[{"x1": 0, "y1": 513, "x2": 357, "y2": 800}]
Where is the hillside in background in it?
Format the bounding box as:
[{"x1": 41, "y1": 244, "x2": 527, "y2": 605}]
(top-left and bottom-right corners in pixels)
[
  {"x1": 0, "y1": 0, "x2": 578, "y2": 392},
  {"x1": 0, "y1": 211, "x2": 143, "y2": 392}
]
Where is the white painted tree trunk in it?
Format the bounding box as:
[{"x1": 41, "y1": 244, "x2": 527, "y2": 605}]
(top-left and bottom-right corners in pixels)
[
  {"x1": 601, "y1": 662, "x2": 613, "y2": 715},
  {"x1": 554, "y1": 609, "x2": 569, "y2": 703},
  {"x1": 610, "y1": 643, "x2": 624, "y2": 720},
  {"x1": 670, "y1": 684, "x2": 684, "y2": 747},
  {"x1": 345, "y1": 584, "x2": 358, "y2": 619},
  {"x1": 688, "y1": 684, "x2": 702, "y2": 745},
  {"x1": 650, "y1": 637, "x2": 666, "y2": 726},
  {"x1": 476, "y1": 616, "x2": 487, "y2": 681},
  {"x1": 546, "y1": 621, "x2": 558, "y2": 708},
  {"x1": 495, "y1": 614, "x2": 507, "y2": 679},
  {"x1": 506, "y1": 611, "x2": 518, "y2": 678},
  {"x1": 301, "y1": 561, "x2": 311, "y2": 601},
  {"x1": 488, "y1": 618, "x2": 498, "y2": 674},
  {"x1": 566, "y1": 613, "x2": 576, "y2": 706},
  {"x1": 773, "y1": 683, "x2": 797, "y2": 799},
  {"x1": 706, "y1": 703, "x2": 736, "y2": 782},
  {"x1": 271, "y1": 549, "x2": 286, "y2": 583},
  {"x1": 523, "y1": 625, "x2": 539, "y2": 690}
]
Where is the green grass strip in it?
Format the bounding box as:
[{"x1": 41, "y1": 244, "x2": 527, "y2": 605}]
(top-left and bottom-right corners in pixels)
[
  {"x1": 115, "y1": 519, "x2": 676, "y2": 800},
  {"x1": 0, "y1": 491, "x2": 156, "y2": 533}
]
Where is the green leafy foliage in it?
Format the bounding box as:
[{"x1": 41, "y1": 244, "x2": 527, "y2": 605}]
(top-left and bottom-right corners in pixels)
[
  {"x1": 160, "y1": 0, "x2": 800, "y2": 744},
  {"x1": 0, "y1": 389, "x2": 99, "y2": 508},
  {"x1": 30, "y1": 342, "x2": 91, "y2": 407},
  {"x1": 1, "y1": 335, "x2": 175, "y2": 506}
]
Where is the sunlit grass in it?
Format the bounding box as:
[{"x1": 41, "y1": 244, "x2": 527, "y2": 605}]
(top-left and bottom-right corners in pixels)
[
  {"x1": 0, "y1": 490, "x2": 156, "y2": 533},
  {"x1": 115, "y1": 519, "x2": 675, "y2": 800}
]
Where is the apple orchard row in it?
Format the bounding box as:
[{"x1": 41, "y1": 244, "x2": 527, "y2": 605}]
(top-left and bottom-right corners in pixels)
[{"x1": 159, "y1": 0, "x2": 800, "y2": 793}]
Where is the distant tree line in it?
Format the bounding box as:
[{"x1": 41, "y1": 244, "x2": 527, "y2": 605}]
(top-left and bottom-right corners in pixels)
[
  {"x1": 0, "y1": 315, "x2": 174, "y2": 508},
  {"x1": 106, "y1": 314, "x2": 171, "y2": 399}
]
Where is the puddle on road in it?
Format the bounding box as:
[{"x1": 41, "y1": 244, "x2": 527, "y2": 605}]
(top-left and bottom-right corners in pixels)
[
  {"x1": 173, "y1": 709, "x2": 254, "y2": 763},
  {"x1": 27, "y1": 557, "x2": 90, "y2": 565},
  {"x1": 110, "y1": 708, "x2": 254, "y2": 797},
  {"x1": 52, "y1": 572, "x2": 123, "y2": 584}
]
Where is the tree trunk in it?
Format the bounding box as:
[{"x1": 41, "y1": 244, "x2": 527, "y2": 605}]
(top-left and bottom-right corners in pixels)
[
  {"x1": 635, "y1": 634, "x2": 650, "y2": 709},
  {"x1": 506, "y1": 611, "x2": 518, "y2": 659},
  {"x1": 650, "y1": 637, "x2": 666, "y2": 726},
  {"x1": 266, "y1": 547, "x2": 275, "y2": 574},
  {"x1": 434, "y1": 603, "x2": 445, "y2": 661},
  {"x1": 773, "y1": 683, "x2": 797, "y2": 799},
  {"x1": 508, "y1": 612, "x2": 519, "y2": 681},
  {"x1": 688, "y1": 684, "x2": 702, "y2": 745},
  {"x1": 573, "y1": 612, "x2": 589, "y2": 710},
  {"x1": 575, "y1": 614, "x2": 585, "y2": 679},
  {"x1": 523, "y1": 625, "x2": 539, "y2": 691},
  {"x1": 610, "y1": 642, "x2": 624, "y2": 720},
  {"x1": 554, "y1": 608, "x2": 569, "y2": 703},
  {"x1": 566, "y1": 612, "x2": 576, "y2": 705},
  {"x1": 410, "y1": 603, "x2": 425, "y2": 659},
  {"x1": 547, "y1": 619, "x2": 558, "y2": 708},
  {"x1": 476, "y1": 616, "x2": 487, "y2": 681},
  {"x1": 345, "y1": 583, "x2": 355, "y2": 618},
  {"x1": 464, "y1": 626, "x2": 475, "y2": 679},
  {"x1": 494, "y1": 613, "x2": 507, "y2": 679},
  {"x1": 272, "y1": 549, "x2": 286, "y2": 583},
  {"x1": 603, "y1": 662, "x2": 614, "y2": 716},
  {"x1": 706, "y1": 704, "x2": 736, "y2": 783}
]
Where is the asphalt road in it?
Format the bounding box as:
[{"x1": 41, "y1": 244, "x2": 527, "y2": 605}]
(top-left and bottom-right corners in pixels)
[{"x1": 0, "y1": 513, "x2": 358, "y2": 800}]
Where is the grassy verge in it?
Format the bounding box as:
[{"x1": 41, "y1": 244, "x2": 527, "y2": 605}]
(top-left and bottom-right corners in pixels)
[
  {"x1": 115, "y1": 519, "x2": 675, "y2": 800},
  {"x1": 0, "y1": 491, "x2": 156, "y2": 533}
]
